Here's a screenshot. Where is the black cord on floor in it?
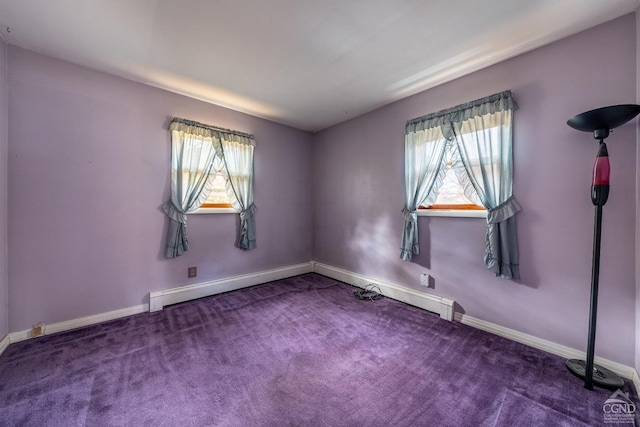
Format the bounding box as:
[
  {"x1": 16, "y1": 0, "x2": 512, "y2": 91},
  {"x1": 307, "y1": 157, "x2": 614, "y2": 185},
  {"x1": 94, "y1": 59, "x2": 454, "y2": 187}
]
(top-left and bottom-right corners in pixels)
[{"x1": 354, "y1": 284, "x2": 384, "y2": 301}]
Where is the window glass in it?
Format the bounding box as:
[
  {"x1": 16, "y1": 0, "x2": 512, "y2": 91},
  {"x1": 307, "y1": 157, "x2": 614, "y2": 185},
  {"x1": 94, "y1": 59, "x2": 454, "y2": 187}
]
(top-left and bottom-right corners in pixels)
[
  {"x1": 201, "y1": 158, "x2": 232, "y2": 208},
  {"x1": 421, "y1": 142, "x2": 485, "y2": 211}
]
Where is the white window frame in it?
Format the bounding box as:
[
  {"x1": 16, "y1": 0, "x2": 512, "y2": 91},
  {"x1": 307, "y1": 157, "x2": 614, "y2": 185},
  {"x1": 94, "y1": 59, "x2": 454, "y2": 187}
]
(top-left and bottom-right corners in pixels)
[
  {"x1": 190, "y1": 206, "x2": 238, "y2": 214},
  {"x1": 417, "y1": 208, "x2": 487, "y2": 218}
]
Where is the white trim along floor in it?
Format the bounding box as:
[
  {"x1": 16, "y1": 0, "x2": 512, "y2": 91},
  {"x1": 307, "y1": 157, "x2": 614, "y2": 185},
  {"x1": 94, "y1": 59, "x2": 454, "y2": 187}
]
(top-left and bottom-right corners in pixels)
[{"x1": 1, "y1": 261, "x2": 637, "y2": 392}]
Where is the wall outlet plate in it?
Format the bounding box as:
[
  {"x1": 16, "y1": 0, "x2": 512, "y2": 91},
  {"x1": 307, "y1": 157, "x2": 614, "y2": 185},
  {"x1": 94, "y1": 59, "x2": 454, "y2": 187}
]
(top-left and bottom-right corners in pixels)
[
  {"x1": 420, "y1": 273, "x2": 430, "y2": 287},
  {"x1": 188, "y1": 266, "x2": 197, "y2": 278}
]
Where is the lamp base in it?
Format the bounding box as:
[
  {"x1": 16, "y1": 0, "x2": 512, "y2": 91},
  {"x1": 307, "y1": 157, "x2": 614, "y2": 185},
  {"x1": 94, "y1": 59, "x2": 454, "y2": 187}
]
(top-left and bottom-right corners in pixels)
[{"x1": 566, "y1": 359, "x2": 624, "y2": 389}]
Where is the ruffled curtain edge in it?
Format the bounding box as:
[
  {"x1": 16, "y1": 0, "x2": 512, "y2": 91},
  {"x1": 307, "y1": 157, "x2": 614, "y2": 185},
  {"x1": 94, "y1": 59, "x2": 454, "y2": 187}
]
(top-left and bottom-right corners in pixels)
[{"x1": 405, "y1": 90, "x2": 518, "y2": 134}]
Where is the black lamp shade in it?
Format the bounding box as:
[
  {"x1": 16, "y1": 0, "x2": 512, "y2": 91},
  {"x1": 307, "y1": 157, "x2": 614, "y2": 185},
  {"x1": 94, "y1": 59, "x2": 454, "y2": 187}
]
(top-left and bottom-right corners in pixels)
[{"x1": 567, "y1": 104, "x2": 640, "y2": 134}]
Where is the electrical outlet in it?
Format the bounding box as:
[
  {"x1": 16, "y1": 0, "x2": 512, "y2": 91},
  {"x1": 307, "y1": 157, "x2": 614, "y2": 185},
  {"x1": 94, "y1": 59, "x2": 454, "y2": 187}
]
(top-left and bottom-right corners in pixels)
[
  {"x1": 420, "y1": 273, "x2": 431, "y2": 287},
  {"x1": 188, "y1": 266, "x2": 197, "y2": 278}
]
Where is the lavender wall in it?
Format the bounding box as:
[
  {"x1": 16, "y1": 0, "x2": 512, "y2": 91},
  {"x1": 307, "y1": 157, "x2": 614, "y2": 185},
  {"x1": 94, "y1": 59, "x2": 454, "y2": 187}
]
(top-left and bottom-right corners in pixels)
[
  {"x1": 7, "y1": 47, "x2": 313, "y2": 332},
  {"x1": 3, "y1": 13, "x2": 638, "y2": 369},
  {"x1": 0, "y1": 38, "x2": 8, "y2": 339},
  {"x1": 313, "y1": 15, "x2": 637, "y2": 365}
]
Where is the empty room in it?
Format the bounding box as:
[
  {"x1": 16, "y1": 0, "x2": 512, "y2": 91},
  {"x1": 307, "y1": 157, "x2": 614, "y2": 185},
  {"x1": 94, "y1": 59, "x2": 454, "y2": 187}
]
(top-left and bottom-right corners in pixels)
[{"x1": 1, "y1": 1, "x2": 640, "y2": 425}]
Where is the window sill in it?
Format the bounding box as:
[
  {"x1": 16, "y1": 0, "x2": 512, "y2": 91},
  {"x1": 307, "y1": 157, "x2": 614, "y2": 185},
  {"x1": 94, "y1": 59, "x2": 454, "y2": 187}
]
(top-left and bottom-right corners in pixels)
[
  {"x1": 417, "y1": 209, "x2": 487, "y2": 218},
  {"x1": 189, "y1": 207, "x2": 239, "y2": 214}
]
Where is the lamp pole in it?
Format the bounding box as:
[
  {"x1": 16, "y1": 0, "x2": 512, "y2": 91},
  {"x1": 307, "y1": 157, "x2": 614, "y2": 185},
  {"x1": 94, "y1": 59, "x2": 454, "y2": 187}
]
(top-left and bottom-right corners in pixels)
[{"x1": 565, "y1": 104, "x2": 640, "y2": 390}]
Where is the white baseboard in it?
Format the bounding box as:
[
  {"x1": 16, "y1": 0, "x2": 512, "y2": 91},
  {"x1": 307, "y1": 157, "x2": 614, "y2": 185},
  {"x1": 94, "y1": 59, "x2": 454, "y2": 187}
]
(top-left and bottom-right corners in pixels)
[
  {"x1": 312, "y1": 262, "x2": 455, "y2": 321},
  {"x1": 1, "y1": 260, "x2": 638, "y2": 396},
  {"x1": 454, "y1": 312, "x2": 636, "y2": 380},
  {"x1": 311, "y1": 262, "x2": 638, "y2": 386},
  {"x1": 149, "y1": 262, "x2": 314, "y2": 312},
  {"x1": 8, "y1": 304, "x2": 149, "y2": 344},
  {"x1": 0, "y1": 263, "x2": 313, "y2": 355},
  {"x1": 0, "y1": 333, "x2": 9, "y2": 354}
]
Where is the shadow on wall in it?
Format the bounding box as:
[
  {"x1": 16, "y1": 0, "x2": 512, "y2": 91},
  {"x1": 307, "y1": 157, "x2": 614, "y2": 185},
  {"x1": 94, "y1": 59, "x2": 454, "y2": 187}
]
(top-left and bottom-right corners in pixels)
[
  {"x1": 514, "y1": 208, "x2": 541, "y2": 289},
  {"x1": 409, "y1": 216, "x2": 431, "y2": 270},
  {"x1": 346, "y1": 213, "x2": 398, "y2": 275},
  {"x1": 344, "y1": 211, "x2": 436, "y2": 291},
  {"x1": 413, "y1": 215, "x2": 540, "y2": 289}
]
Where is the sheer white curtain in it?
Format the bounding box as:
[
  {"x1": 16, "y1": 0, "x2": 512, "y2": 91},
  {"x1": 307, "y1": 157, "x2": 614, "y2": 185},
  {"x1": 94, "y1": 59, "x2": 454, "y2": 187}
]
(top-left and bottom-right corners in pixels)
[
  {"x1": 401, "y1": 125, "x2": 448, "y2": 261},
  {"x1": 402, "y1": 91, "x2": 520, "y2": 279},
  {"x1": 452, "y1": 98, "x2": 521, "y2": 279},
  {"x1": 163, "y1": 118, "x2": 257, "y2": 257},
  {"x1": 218, "y1": 135, "x2": 256, "y2": 250},
  {"x1": 163, "y1": 121, "x2": 217, "y2": 258}
]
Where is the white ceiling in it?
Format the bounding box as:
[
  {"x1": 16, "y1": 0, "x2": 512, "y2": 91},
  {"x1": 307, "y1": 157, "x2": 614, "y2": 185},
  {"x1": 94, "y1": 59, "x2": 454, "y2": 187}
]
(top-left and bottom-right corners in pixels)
[{"x1": 0, "y1": 0, "x2": 638, "y2": 132}]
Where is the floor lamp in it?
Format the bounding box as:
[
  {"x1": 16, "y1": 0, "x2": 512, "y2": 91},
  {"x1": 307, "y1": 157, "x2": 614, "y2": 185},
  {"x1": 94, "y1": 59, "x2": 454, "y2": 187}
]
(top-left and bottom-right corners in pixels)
[{"x1": 565, "y1": 104, "x2": 640, "y2": 390}]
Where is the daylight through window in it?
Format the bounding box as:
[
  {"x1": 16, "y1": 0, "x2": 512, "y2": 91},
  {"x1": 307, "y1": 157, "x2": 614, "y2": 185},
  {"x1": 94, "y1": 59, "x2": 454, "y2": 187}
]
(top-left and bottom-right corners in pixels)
[{"x1": 200, "y1": 158, "x2": 233, "y2": 208}]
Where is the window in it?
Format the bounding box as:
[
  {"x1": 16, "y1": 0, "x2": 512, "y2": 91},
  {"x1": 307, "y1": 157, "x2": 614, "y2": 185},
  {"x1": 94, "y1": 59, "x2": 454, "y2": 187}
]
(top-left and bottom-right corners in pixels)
[
  {"x1": 417, "y1": 141, "x2": 487, "y2": 218},
  {"x1": 430, "y1": 166, "x2": 482, "y2": 209},
  {"x1": 163, "y1": 117, "x2": 257, "y2": 257},
  {"x1": 402, "y1": 90, "x2": 520, "y2": 279},
  {"x1": 420, "y1": 144, "x2": 482, "y2": 206},
  {"x1": 192, "y1": 157, "x2": 237, "y2": 213},
  {"x1": 201, "y1": 171, "x2": 231, "y2": 207}
]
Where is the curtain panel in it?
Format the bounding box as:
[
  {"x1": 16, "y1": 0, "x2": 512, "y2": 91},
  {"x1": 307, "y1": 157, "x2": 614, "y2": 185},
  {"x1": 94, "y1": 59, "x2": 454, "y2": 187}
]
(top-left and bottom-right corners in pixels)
[
  {"x1": 402, "y1": 91, "x2": 521, "y2": 280},
  {"x1": 401, "y1": 126, "x2": 448, "y2": 261},
  {"x1": 218, "y1": 135, "x2": 257, "y2": 250},
  {"x1": 163, "y1": 118, "x2": 256, "y2": 258}
]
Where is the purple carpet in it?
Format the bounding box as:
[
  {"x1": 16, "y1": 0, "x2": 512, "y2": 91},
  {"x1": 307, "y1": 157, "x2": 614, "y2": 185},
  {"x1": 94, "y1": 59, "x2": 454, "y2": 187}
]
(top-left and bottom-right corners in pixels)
[{"x1": 0, "y1": 273, "x2": 637, "y2": 426}]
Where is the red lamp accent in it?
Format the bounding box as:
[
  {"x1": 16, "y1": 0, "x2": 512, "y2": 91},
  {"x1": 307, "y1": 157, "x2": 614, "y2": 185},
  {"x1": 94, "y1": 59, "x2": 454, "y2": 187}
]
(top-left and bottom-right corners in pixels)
[{"x1": 591, "y1": 143, "x2": 609, "y2": 206}]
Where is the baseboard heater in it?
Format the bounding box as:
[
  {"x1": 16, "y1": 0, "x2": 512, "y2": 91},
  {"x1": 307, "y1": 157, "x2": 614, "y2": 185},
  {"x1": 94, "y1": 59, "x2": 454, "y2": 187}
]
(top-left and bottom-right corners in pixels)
[
  {"x1": 149, "y1": 262, "x2": 454, "y2": 322},
  {"x1": 149, "y1": 263, "x2": 314, "y2": 312},
  {"x1": 312, "y1": 262, "x2": 455, "y2": 321}
]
